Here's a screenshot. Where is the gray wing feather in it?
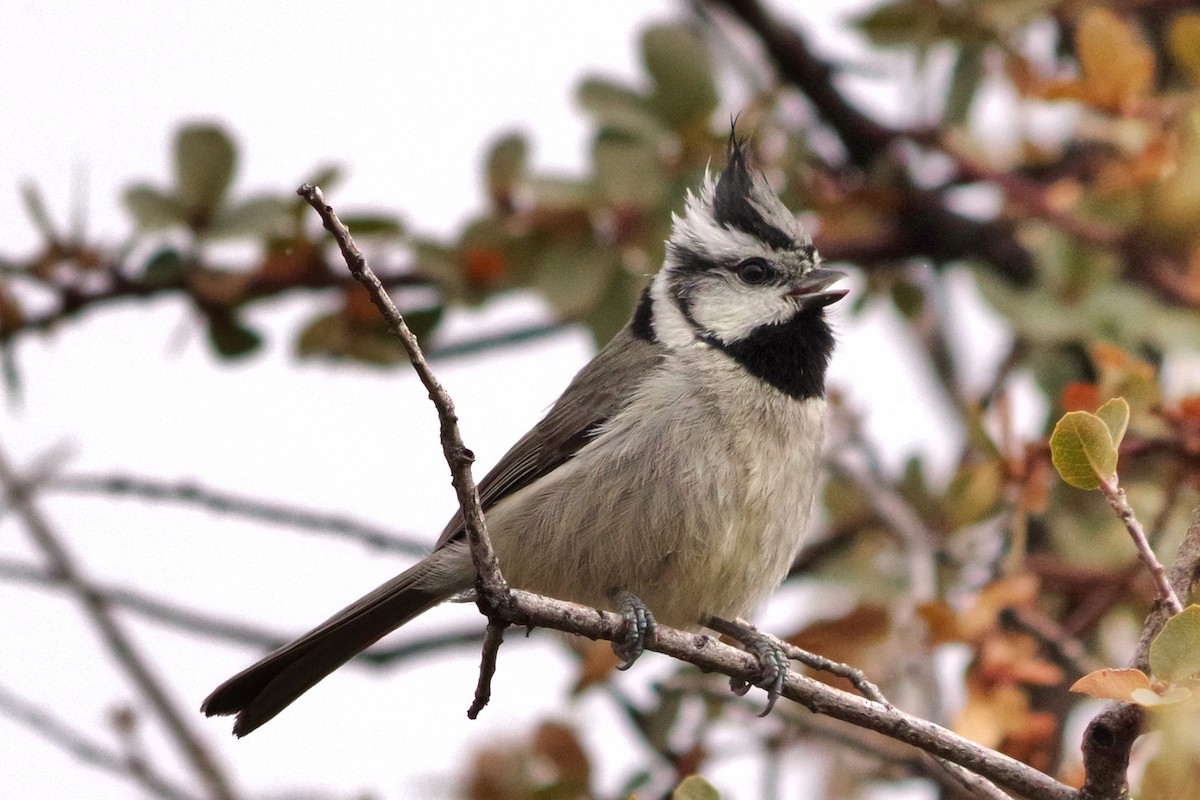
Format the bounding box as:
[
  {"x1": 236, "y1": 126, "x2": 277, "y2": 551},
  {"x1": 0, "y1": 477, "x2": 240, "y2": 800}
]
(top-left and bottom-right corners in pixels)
[{"x1": 435, "y1": 324, "x2": 663, "y2": 549}]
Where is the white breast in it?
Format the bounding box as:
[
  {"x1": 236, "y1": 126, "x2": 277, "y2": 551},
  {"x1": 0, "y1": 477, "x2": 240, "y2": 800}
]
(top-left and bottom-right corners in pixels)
[{"x1": 480, "y1": 343, "x2": 826, "y2": 629}]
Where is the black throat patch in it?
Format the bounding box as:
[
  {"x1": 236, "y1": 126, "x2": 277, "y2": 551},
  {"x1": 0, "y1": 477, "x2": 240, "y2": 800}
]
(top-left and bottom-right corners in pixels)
[{"x1": 701, "y1": 308, "x2": 835, "y2": 400}]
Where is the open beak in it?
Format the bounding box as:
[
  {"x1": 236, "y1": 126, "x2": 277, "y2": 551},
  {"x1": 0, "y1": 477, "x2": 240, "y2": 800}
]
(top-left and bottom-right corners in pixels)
[{"x1": 786, "y1": 267, "x2": 848, "y2": 310}]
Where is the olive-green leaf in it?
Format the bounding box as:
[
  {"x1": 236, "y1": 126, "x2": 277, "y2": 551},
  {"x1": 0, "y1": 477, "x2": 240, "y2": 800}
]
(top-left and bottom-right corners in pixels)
[
  {"x1": 1095, "y1": 396, "x2": 1130, "y2": 451},
  {"x1": 208, "y1": 317, "x2": 262, "y2": 359},
  {"x1": 1049, "y1": 410, "x2": 1118, "y2": 490},
  {"x1": 20, "y1": 182, "x2": 57, "y2": 239},
  {"x1": 175, "y1": 123, "x2": 237, "y2": 218},
  {"x1": 1150, "y1": 605, "x2": 1200, "y2": 683},
  {"x1": 208, "y1": 196, "x2": 293, "y2": 239},
  {"x1": 641, "y1": 24, "x2": 717, "y2": 126},
  {"x1": 337, "y1": 214, "x2": 405, "y2": 238},
  {"x1": 533, "y1": 243, "x2": 614, "y2": 319},
  {"x1": 576, "y1": 77, "x2": 665, "y2": 139},
  {"x1": 296, "y1": 312, "x2": 346, "y2": 359},
  {"x1": 673, "y1": 775, "x2": 722, "y2": 800},
  {"x1": 485, "y1": 132, "x2": 528, "y2": 197},
  {"x1": 124, "y1": 185, "x2": 188, "y2": 230},
  {"x1": 945, "y1": 44, "x2": 985, "y2": 126},
  {"x1": 402, "y1": 305, "x2": 443, "y2": 341},
  {"x1": 593, "y1": 129, "x2": 665, "y2": 207},
  {"x1": 301, "y1": 163, "x2": 344, "y2": 193},
  {"x1": 142, "y1": 248, "x2": 184, "y2": 287}
]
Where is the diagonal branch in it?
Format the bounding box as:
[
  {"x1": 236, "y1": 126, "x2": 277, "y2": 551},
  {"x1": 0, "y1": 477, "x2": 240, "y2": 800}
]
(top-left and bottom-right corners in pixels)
[
  {"x1": 51, "y1": 472, "x2": 429, "y2": 557},
  {"x1": 0, "y1": 445, "x2": 238, "y2": 800},
  {"x1": 0, "y1": 556, "x2": 483, "y2": 662},
  {"x1": 0, "y1": 682, "x2": 200, "y2": 800}
]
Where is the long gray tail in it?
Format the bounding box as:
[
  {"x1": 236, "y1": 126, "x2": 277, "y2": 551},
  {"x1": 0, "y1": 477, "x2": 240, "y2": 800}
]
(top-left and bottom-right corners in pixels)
[{"x1": 202, "y1": 559, "x2": 459, "y2": 736}]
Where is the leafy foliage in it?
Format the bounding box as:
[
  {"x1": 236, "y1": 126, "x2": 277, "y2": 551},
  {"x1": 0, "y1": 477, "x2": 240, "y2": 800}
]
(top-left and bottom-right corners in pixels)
[{"x1": 8, "y1": 3, "x2": 1200, "y2": 800}]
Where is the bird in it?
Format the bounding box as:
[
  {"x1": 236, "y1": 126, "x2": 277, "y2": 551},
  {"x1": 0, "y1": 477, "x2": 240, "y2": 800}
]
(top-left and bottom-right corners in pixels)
[{"x1": 202, "y1": 134, "x2": 846, "y2": 736}]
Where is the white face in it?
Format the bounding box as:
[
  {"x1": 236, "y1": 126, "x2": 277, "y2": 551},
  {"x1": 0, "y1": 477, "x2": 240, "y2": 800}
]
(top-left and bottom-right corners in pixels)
[
  {"x1": 681, "y1": 264, "x2": 810, "y2": 343},
  {"x1": 648, "y1": 241, "x2": 822, "y2": 349}
]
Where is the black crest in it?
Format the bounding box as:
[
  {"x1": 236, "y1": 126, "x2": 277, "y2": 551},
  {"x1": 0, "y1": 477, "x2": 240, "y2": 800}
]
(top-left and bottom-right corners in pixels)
[{"x1": 713, "y1": 134, "x2": 794, "y2": 251}]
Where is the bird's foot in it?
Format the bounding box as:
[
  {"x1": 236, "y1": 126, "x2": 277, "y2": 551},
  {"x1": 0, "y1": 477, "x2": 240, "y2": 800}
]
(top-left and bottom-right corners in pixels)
[
  {"x1": 710, "y1": 617, "x2": 791, "y2": 716},
  {"x1": 610, "y1": 590, "x2": 657, "y2": 670}
]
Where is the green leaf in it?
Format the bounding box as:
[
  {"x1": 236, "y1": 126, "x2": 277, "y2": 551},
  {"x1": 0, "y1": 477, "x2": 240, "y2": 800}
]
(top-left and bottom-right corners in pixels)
[
  {"x1": 641, "y1": 24, "x2": 717, "y2": 126},
  {"x1": 124, "y1": 185, "x2": 187, "y2": 230},
  {"x1": 945, "y1": 44, "x2": 985, "y2": 126},
  {"x1": 672, "y1": 775, "x2": 721, "y2": 800},
  {"x1": 336, "y1": 214, "x2": 405, "y2": 238},
  {"x1": 402, "y1": 305, "x2": 443, "y2": 341},
  {"x1": 853, "y1": 0, "x2": 941, "y2": 47},
  {"x1": 20, "y1": 182, "x2": 57, "y2": 239},
  {"x1": 532, "y1": 243, "x2": 615, "y2": 319},
  {"x1": 1049, "y1": 410, "x2": 1118, "y2": 490},
  {"x1": 585, "y1": 269, "x2": 645, "y2": 347},
  {"x1": 174, "y1": 123, "x2": 237, "y2": 218},
  {"x1": 207, "y1": 317, "x2": 262, "y2": 359},
  {"x1": 1095, "y1": 397, "x2": 1130, "y2": 451},
  {"x1": 592, "y1": 129, "x2": 665, "y2": 207},
  {"x1": 208, "y1": 196, "x2": 293, "y2": 239},
  {"x1": 576, "y1": 77, "x2": 665, "y2": 139},
  {"x1": 1146, "y1": 109, "x2": 1200, "y2": 244},
  {"x1": 301, "y1": 163, "x2": 343, "y2": 192},
  {"x1": 485, "y1": 132, "x2": 528, "y2": 197},
  {"x1": 1150, "y1": 605, "x2": 1200, "y2": 684},
  {"x1": 296, "y1": 312, "x2": 346, "y2": 359},
  {"x1": 142, "y1": 248, "x2": 184, "y2": 287}
]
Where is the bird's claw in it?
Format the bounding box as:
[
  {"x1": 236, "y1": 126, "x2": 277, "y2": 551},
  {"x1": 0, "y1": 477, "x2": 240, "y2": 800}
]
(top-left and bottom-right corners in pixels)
[
  {"x1": 716, "y1": 619, "x2": 791, "y2": 715},
  {"x1": 611, "y1": 590, "x2": 657, "y2": 670}
]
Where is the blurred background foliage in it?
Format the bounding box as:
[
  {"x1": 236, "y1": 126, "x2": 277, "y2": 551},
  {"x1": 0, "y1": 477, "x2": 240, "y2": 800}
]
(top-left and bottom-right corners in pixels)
[{"x1": 7, "y1": 1, "x2": 1200, "y2": 799}]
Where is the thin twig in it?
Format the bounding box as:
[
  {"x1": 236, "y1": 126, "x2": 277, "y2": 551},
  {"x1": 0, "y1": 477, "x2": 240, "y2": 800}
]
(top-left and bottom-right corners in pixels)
[
  {"x1": 775, "y1": 634, "x2": 1013, "y2": 800},
  {"x1": 0, "y1": 682, "x2": 200, "y2": 800},
  {"x1": 1078, "y1": 506, "x2": 1200, "y2": 799},
  {"x1": 0, "y1": 555, "x2": 483, "y2": 663},
  {"x1": 51, "y1": 473, "x2": 429, "y2": 556},
  {"x1": 0, "y1": 445, "x2": 238, "y2": 800},
  {"x1": 297, "y1": 183, "x2": 508, "y2": 604},
  {"x1": 467, "y1": 620, "x2": 508, "y2": 719},
  {"x1": 1098, "y1": 475, "x2": 1182, "y2": 616}
]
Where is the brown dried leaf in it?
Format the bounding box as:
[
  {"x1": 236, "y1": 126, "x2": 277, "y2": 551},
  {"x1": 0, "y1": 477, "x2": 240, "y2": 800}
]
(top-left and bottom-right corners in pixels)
[
  {"x1": 1070, "y1": 667, "x2": 1152, "y2": 701},
  {"x1": 960, "y1": 575, "x2": 1040, "y2": 640},
  {"x1": 1076, "y1": 8, "x2": 1155, "y2": 113}
]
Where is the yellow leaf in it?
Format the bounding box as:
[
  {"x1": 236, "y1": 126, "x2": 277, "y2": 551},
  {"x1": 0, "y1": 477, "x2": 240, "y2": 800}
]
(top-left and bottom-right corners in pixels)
[
  {"x1": 1049, "y1": 411, "x2": 1118, "y2": 490},
  {"x1": 1095, "y1": 397, "x2": 1130, "y2": 450},
  {"x1": 1076, "y1": 8, "x2": 1155, "y2": 112},
  {"x1": 1131, "y1": 686, "x2": 1192, "y2": 708},
  {"x1": 1169, "y1": 14, "x2": 1200, "y2": 84},
  {"x1": 1070, "y1": 667, "x2": 1151, "y2": 701}
]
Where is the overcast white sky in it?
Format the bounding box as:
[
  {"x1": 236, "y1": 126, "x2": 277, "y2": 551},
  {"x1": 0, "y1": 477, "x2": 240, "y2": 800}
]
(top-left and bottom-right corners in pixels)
[{"x1": 0, "y1": 3, "x2": 1021, "y2": 798}]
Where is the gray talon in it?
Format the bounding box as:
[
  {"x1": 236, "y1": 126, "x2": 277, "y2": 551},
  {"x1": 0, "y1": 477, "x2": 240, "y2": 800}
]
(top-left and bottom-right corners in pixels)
[
  {"x1": 710, "y1": 617, "x2": 792, "y2": 715},
  {"x1": 611, "y1": 590, "x2": 657, "y2": 669}
]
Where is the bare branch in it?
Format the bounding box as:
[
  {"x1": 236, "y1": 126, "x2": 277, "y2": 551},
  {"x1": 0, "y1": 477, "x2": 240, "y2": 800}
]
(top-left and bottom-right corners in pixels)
[
  {"x1": 51, "y1": 472, "x2": 429, "y2": 557},
  {"x1": 0, "y1": 445, "x2": 239, "y2": 800},
  {"x1": 297, "y1": 184, "x2": 509, "y2": 607},
  {"x1": 1077, "y1": 506, "x2": 1200, "y2": 798},
  {"x1": 1098, "y1": 475, "x2": 1182, "y2": 616},
  {"x1": 510, "y1": 588, "x2": 1074, "y2": 800},
  {"x1": 0, "y1": 682, "x2": 200, "y2": 800},
  {"x1": 467, "y1": 619, "x2": 508, "y2": 719},
  {"x1": 0, "y1": 556, "x2": 483, "y2": 662}
]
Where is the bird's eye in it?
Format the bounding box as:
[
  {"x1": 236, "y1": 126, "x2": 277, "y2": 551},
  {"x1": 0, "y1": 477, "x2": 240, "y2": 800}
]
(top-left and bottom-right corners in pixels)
[{"x1": 735, "y1": 258, "x2": 772, "y2": 285}]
